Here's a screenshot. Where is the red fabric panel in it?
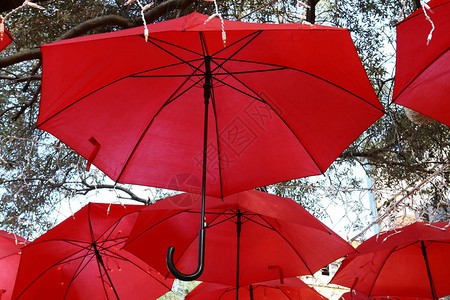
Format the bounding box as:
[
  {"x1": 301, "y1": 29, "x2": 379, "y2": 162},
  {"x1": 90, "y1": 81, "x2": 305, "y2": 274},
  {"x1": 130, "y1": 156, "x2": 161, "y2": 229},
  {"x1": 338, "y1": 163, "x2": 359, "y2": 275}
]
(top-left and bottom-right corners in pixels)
[
  {"x1": 0, "y1": 231, "x2": 27, "y2": 299},
  {"x1": 0, "y1": 27, "x2": 12, "y2": 52}
]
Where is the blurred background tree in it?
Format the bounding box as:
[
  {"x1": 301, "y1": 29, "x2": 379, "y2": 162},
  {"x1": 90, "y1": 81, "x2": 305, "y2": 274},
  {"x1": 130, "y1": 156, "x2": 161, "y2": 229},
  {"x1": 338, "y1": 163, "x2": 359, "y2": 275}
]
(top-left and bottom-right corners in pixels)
[{"x1": 0, "y1": 0, "x2": 448, "y2": 239}]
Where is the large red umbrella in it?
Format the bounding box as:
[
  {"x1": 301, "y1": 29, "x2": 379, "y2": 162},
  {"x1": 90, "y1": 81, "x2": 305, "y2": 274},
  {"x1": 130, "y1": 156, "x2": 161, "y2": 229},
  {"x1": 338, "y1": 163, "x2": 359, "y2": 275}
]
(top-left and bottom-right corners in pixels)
[
  {"x1": 37, "y1": 12, "x2": 383, "y2": 199},
  {"x1": 0, "y1": 24, "x2": 13, "y2": 52},
  {"x1": 0, "y1": 231, "x2": 27, "y2": 299},
  {"x1": 392, "y1": 0, "x2": 450, "y2": 126},
  {"x1": 37, "y1": 12, "x2": 382, "y2": 279},
  {"x1": 331, "y1": 222, "x2": 450, "y2": 300},
  {"x1": 185, "y1": 277, "x2": 327, "y2": 300},
  {"x1": 12, "y1": 203, "x2": 173, "y2": 300},
  {"x1": 125, "y1": 190, "x2": 355, "y2": 290}
]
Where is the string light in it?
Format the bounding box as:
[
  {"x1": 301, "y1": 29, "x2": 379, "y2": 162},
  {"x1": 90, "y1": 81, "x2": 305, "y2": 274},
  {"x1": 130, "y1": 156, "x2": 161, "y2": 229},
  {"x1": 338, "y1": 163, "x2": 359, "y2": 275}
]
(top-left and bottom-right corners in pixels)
[
  {"x1": 420, "y1": 0, "x2": 435, "y2": 45},
  {"x1": 124, "y1": 0, "x2": 153, "y2": 42},
  {"x1": 203, "y1": 0, "x2": 226, "y2": 47},
  {"x1": 0, "y1": 0, "x2": 45, "y2": 40},
  {"x1": 297, "y1": 1, "x2": 310, "y2": 25}
]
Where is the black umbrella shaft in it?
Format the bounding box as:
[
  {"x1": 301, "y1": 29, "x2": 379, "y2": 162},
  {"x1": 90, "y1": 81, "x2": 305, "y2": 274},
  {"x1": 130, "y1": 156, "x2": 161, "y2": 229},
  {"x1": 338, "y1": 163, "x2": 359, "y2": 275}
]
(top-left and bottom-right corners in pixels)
[
  {"x1": 200, "y1": 55, "x2": 212, "y2": 233},
  {"x1": 165, "y1": 55, "x2": 212, "y2": 281},
  {"x1": 249, "y1": 285, "x2": 254, "y2": 300},
  {"x1": 236, "y1": 210, "x2": 242, "y2": 300},
  {"x1": 92, "y1": 243, "x2": 120, "y2": 300},
  {"x1": 420, "y1": 241, "x2": 438, "y2": 300}
]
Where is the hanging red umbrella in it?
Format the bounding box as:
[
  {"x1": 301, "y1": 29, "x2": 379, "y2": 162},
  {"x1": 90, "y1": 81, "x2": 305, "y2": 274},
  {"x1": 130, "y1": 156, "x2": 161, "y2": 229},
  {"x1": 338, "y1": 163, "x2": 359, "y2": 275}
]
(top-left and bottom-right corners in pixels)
[
  {"x1": 331, "y1": 222, "x2": 450, "y2": 300},
  {"x1": 12, "y1": 203, "x2": 173, "y2": 300},
  {"x1": 341, "y1": 290, "x2": 432, "y2": 300},
  {"x1": 392, "y1": 0, "x2": 450, "y2": 126},
  {"x1": 0, "y1": 231, "x2": 27, "y2": 299},
  {"x1": 37, "y1": 12, "x2": 383, "y2": 279},
  {"x1": 0, "y1": 23, "x2": 13, "y2": 52},
  {"x1": 125, "y1": 190, "x2": 355, "y2": 289},
  {"x1": 185, "y1": 277, "x2": 327, "y2": 299}
]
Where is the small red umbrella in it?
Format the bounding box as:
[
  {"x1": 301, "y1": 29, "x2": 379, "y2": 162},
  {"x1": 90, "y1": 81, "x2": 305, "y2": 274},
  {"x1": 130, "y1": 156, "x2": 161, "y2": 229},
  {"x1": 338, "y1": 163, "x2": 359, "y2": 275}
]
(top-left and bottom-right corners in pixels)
[
  {"x1": 12, "y1": 203, "x2": 173, "y2": 300},
  {"x1": 331, "y1": 222, "x2": 450, "y2": 300},
  {"x1": 125, "y1": 190, "x2": 355, "y2": 289},
  {"x1": 0, "y1": 231, "x2": 27, "y2": 299},
  {"x1": 392, "y1": 0, "x2": 450, "y2": 126},
  {"x1": 37, "y1": 12, "x2": 383, "y2": 279},
  {"x1": 341, "y1": 290, "x2": 432, "y2": 300},
  {"x1": 341, "y1": 291, "x2": 371, "y2": 300},
  {"x1": 0, "y1": 23, "x2": 13, "y2": 52},
  {"x1": 185, "y1": 277, "x2": 327, "y2": 300}
]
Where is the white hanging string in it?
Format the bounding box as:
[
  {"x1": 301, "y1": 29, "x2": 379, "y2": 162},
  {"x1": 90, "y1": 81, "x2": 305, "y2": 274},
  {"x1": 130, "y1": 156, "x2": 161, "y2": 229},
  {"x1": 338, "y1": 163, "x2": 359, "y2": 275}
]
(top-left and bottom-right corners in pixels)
[
  {"x1": 203, "y1": 0, "x2": 226, "y2": 47},
  {"x1": 420, "y1": 0, "x2": 435, "y2": 45},
  {"x1": 399, "y1": 0, "x2": 407, "y2": 18},
  {"x1": 125, "y1": 0, "x2": 153, "y2": 42},
  {"x1": 297, "y1": 1, "x2": 310, "y2": 24},
  {"x1": 0, "y1": 0, "x2": 44, "y2": 41}
]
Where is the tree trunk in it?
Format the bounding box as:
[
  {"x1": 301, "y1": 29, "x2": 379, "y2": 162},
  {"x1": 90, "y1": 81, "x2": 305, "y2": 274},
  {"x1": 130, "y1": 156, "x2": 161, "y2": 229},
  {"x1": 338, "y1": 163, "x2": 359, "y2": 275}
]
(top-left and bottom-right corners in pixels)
[{"x1": 306, "y1": 0, "x2": 320, "y2": 24}]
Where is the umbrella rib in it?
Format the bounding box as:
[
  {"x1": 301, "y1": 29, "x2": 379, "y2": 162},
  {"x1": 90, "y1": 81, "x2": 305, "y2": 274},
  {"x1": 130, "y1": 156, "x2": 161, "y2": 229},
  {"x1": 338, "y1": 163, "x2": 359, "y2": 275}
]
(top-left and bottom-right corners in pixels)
[
  {"x1": 93, "y1": 251, "x2": 114, "y2": 300},
  {"x1": 257, "y1": 215, "x2": 315, "y2": 275},
  {"x1": 205, "y1": 214, "x2": 237, "y2": 229},
  {"x1": 101, "y1": 248, "x2": 173, "y2": 290},
  {"x1": 86, "y1": 206, "x2": 118, "y2": 298},
  {"x1": 396, "y1": 1, "x2": 450, "y2": 25},
  {"x1": 392, "y1": 47, "x2": 449, "y2": 103},
  {"x1": 211, "y1": 66, "x2": 325, "y2": 175},
  {"x1": 14, "y1": 244, "x2": 90, "y2": 299},
  {"x1": 147, "y1": 35, "x2": 204, "y2": 57},
  {"x1": 210, "y1": 87, "x2": 225, "y2": 199},
  {"x1": 216, "y1": 57, "x2": 385, "y2": 113},
  {"x1": 36, "y1": 56, "x2": 204, "y2": 129},
  {"x1": 367, "y1": 246, "x2": 397, "y2": 297},
  {"x1": 115, "y1": 75, "x2": 205, "y2": 183},
  {"x1": 213, "y1": 61, "x2": 332, "y2": 174},
  {"x1": 63, "y1": 250, "x2": 98, "y2": 299},
  {"x1": 241, "y1": 215, "x2": 275, "y2": 231},
  {"x1": 146, "y1": 36, "x2": 206, "y2": 72},
  {"x1": 211, "y1": 30, "x2": 263, "y2": 62}
]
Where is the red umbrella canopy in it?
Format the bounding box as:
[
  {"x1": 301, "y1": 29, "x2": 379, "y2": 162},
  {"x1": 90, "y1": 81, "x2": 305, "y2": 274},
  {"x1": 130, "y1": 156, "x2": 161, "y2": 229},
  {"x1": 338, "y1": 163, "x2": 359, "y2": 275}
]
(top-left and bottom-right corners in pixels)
[
  {"x1": 0, "y1": 231, "x2": 27, "y2": 299},
  {"x1": 0, "y1": 24, "x2": 13, "y2": 52},
  {"x1": 341, "y1": 290, "x2": 433, "y2": 300},
  {"x1": 341, "y1": 291, "x2": 371, "y2": 300},
  {"x1": 185, "y1": 277, "x2": 327, "y2": 300},
  {"x1": 12, "y1": 203, "x2": 173, "y2": 300},
  {"x1": 124, "y1": 190, "x2": 355, "y2": 286},
  {"x1": 37, "y1": 12, "x2": 383, "y2": 198},
  {"x1": 393, "y1": 0, "x2": 450, "y2": 126},
  {"x1": 331, "y1": 222, "x2": 450, "y2": 299}
]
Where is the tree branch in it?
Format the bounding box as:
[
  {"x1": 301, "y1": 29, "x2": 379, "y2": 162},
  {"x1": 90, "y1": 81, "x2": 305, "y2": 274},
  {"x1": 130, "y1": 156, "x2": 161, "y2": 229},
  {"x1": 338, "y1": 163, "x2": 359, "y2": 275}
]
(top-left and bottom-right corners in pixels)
[
  {"x1": 306, "y1": 0, "x2": 320, "y2": 24},
  {"x1": 0, "y1": 15, "x2": 134, "y2": 69},
  {"x1": 57, "y1": 14, "x2": 134, "y2": 41},
  {"x1": 80, "y1": 177, "x2": 147, "y2": 203},
  {"x1": 139, "y1": 0, "x2": 195, "y2": 24},
  {"x1": 0, "y1": 49, "x2": 41, "y2": 69},
  {"x1": 0, "y1": 0, "x2": 48, "y2": 13}
]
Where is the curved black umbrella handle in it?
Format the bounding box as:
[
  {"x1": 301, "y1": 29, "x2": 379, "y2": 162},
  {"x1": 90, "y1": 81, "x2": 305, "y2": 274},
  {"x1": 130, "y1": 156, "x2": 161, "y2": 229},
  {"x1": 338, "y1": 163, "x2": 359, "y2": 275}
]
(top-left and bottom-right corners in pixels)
[{"x1": 166, "y1": 228, "x2": 206, "y2": 281}]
